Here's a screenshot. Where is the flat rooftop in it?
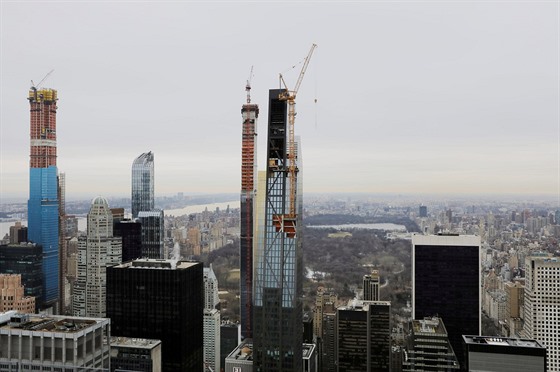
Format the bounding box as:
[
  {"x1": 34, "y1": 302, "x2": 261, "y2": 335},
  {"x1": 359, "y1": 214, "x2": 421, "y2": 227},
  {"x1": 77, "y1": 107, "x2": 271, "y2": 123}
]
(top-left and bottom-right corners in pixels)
[
  {"x1": 110, "y1": 336, "x2": 161, "y2": 349},
  {"x1": 412, "y1": 317, "x2": 447, "y2": 335},
  {"x1": 0, "y1": 313, "x2": 107, "y2": 333},
  {"x1": 113, "y1": 258, "x2": 199, "y2": 270},
  {"x1": 463, "y1": 335, "x2": 545, "y2": 349},
  {"x1": 226, "y1": 339, "x2": 253, "y2": 362}
]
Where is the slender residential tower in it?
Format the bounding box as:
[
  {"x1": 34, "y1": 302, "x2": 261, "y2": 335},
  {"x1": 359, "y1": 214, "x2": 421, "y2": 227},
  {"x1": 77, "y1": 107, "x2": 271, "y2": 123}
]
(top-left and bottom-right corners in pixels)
[
  {"x1": 131, "y1": 152, "x2": 154, "y2": 219},
  {"x1": 240, "y1": 78, "x2": 258, "y2": 339},
  {"x1": 253, "y1": 89, "x2": 303, "y2": 372},
  {"x1": 27, "y1": 87, "x2": 59, "y2": 307}
]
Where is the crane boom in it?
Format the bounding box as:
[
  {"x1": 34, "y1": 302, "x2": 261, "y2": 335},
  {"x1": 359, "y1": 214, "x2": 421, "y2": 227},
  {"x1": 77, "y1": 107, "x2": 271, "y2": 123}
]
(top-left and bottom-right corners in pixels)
[{"x1": 273, "y1": 44, "x2": 316, "y2": 238}]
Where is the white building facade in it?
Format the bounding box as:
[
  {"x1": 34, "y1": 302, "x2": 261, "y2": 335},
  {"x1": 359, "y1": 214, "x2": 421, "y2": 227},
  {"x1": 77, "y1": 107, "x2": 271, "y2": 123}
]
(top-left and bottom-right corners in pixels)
[
  {"x1": 73, "y1": 197, "x2": 121, "y2": 317},
  {"x1": 523, "y1": 254, "x2": 560, "y2": 371},
  {"x1": 203, "y1": 308, "x2": 220, "y2": 372}
]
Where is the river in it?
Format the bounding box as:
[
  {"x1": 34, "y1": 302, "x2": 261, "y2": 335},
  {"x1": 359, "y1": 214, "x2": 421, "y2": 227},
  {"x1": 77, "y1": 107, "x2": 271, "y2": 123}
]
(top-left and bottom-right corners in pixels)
[{"x1": 0, "y1": 200, "x2": 240, "y2": 237}]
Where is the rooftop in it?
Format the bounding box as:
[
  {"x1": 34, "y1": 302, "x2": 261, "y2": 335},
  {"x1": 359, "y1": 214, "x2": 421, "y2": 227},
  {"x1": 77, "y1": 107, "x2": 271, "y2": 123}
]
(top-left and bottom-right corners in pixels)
[
  {"x1": 110, "y1": 336, "x2": 161, "y2": 349},
  {"x1": 463, "y1": 335, "x2": 545, "y2": 349},
  {"x1": 412, "y1": 317, "x2": 447, "y2": 335},
  {"x1": 302, "y1": 343, "x2": 316, "y2": 359},
  {"x1": 0, "y1": 313, "x2": 108, "y2": 333},
  {"x1": 226, "y1": 339, "x2": 253, "y2": 362},
  {"x1": 114, "y1": 258, "x2": 199, "y2": 270}
]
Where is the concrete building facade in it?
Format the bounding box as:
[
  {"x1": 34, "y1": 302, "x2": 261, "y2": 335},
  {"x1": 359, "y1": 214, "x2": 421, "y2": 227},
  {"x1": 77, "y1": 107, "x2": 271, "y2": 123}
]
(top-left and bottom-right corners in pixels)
[{"x1": 0, "y1": 312, "x2": 110, "y2": 371}]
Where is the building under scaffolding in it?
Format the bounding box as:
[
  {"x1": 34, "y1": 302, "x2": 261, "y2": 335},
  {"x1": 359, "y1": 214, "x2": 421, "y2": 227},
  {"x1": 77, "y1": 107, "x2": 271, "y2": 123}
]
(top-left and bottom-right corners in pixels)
[
  {"x1": 27, "y1": 88, "x2": 59, "y2": 308},
  {"x1": 240, "y1": 85, "x2": 258, "y2": 340}
]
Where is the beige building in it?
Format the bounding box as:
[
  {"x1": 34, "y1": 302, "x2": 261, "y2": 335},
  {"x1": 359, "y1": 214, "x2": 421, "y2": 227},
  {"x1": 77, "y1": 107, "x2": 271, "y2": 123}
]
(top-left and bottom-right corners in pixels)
[
  {"x1": 0, "y1": 274, "x2": 35, "y2": 313},
  {"x1": 313, "y1": 287, "x2": 337, "y2": 338},
  {"x1": 0, "y1": 312, "x2": 110, "y2": 370}
]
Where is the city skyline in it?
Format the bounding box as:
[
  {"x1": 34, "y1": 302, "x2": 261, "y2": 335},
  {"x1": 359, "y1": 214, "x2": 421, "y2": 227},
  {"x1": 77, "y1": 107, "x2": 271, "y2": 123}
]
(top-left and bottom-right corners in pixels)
[{"x1": 1, "y1": 2, "x2": 558, "y2": 199}]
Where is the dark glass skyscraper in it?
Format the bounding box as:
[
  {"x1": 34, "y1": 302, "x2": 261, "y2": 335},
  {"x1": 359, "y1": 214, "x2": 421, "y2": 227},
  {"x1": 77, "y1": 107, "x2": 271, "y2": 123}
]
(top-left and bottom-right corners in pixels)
[
  {"x1": 412, "y1": 234, "x2": 481, "y2": 370},
  {"x1": 27, "y1": 87, "x2": 59, "y2": 307},
  {"x1": 107, "y1": 259, "x2": 203, "y2": 372},
  {"x1": 0, "y1": 243, "x2": 43, "y2": 310},
  {"x1": 131, "y1": 152, "x2": 154, "y2": 219},
  {"x1": 253, "y1": 89, "x2": 303, "y2": 372},
  {"x1": 137, "y1": 210, "x2": 164, "y2": 259},
  {"x1": 336, "y1": 300, "x2": 392, "y2": 372}
]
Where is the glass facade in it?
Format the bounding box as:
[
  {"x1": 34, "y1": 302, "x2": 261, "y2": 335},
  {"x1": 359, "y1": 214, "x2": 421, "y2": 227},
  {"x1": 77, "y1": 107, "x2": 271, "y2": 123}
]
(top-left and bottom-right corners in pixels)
[
  {"x1": 28, "y1": 166, "x2": 59, "y2": 306},
  {"x1": 253, "y1": 89, "x2": 302, "y2": 372},
  {"x1": 131, "y1": 152, "x2": 154, "y2": 219},
  {"x1": 107, "y1": 260, "x2": 203, "y2": 372},
  {"x1": 138, "y1": 210, "x2": 164, "y2": 259},
  {"x1": 0, "y1": 243, "x2": 43, "y2": 311},
  {"x1": 412, "y1": 235, "x2": 481, "y2": 370}
]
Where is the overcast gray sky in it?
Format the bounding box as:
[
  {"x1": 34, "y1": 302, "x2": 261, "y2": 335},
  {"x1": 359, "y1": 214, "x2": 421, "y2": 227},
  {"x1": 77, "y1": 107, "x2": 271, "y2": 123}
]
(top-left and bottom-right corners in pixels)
[{"x1": 1, "y1": 1, "x2": 558, "y2": 201}]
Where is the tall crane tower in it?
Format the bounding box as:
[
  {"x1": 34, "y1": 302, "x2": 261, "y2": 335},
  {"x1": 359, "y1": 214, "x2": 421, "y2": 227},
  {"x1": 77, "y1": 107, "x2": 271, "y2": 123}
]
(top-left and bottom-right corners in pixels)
[{"x1": 272, "y1": 43, "x2": 317, "y2": 238}]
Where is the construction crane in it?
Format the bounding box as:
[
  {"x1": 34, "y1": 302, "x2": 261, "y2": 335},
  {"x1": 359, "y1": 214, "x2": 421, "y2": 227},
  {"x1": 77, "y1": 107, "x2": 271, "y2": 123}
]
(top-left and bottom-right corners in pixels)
[
  {"x1": 246, "y1": 66, "x2": 254, "y2": 104},
  {"x1": 273, "y1": 44, "x2": 317, "y2": 238},
  {"x1": 30, "y1": 70, "x2": 54, "y2": 94}
]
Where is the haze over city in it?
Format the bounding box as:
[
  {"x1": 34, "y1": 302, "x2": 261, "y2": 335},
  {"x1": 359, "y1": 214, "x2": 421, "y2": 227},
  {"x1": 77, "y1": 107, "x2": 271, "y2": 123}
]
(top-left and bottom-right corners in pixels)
[{"x1": 1, "y1": 1, "x2": 558, "y2": 201}]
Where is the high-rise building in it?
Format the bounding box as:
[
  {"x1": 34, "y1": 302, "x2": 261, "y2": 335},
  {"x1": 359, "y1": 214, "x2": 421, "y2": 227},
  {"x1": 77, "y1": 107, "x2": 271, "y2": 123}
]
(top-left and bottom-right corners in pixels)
[
  {"x1": 253, "y1": 89, "x2": 303, "y2": 372},
  {"x1": 302, "y1": 343, "x2": 318, "y2": 372},
  {"x1": 313, "y1": 287, "x2": 337, "y2": 339},
  {"x1": 462, "y1": 335, "x2": 546, "y2": 372},
  {"x1": 58, "y1": 172, "x2": 67, "y2": 313},
  {"x1": 131, "y1": 152, "x2": 154, "y2": 219},
  {"x1": 419, "y1": 205, "x2": 428, "y2": 218},
  {"x1": 321, "y1": 307, "x2": 337, "y2": 372},
  {"x1": 27, "y1": 87, "x2": 59, "y2": 307},
  {"x1": 336, "y1": 300, "x2": 392, "y2": 372},
  {"x1": 221, "y1": 321, "x2": 241, "y2": 369},
  {"x1": 115, "y1": 219, "x2": 143, "y2": 262},
  {"x1": 0, "y1": 243, "x2": 43, "y2": 310},
  {"x1": 225, "y1": 339, "x2": 254, "y2": 372},
  {"x1": 504, "y1": 280, "x2": 524, "y2": 337},
  {"x1": 204, "y1": 308, "x2": 221, "y2": 372},
  {"x1": 73, "y1": 197, "x2": 122, "y2": 317},
  {"x1": 204, "y1": 264, "x2": 220, "y2": 310},
  {"x1": 402, "y1": 317, "x2": 459, "y2": 371},
  {"x1": 107, "y1": 259, "x2": 203, "y2": 372},
  {"x1": 412, "y1": 234, "x2": 481, "y2": 369},
  {"x1": 0, "y1": 274, "x2": 35, "y2": 313},
  {"x1": 240, "y1": 82, "x2": 259, "y2": 340},
  {"x1": 0, "y1": 313, "x2": 111, "y2": 370},
  {"x1": 138, "y1": 210, "x2": 164, "y2": 259},
  {"x1": 522, "y1": 254, "x2": 560, "y2": 371},
  {"x1": 9, "y1": 222, "x2": 26, "y2": 244},
  {"x1": 363, "y1": 270, "x2": 380, "y2": 301}
]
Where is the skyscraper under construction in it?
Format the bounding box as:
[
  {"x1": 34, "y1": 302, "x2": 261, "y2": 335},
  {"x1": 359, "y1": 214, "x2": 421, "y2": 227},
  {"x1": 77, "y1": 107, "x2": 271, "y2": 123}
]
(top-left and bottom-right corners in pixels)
[
  {"x1": 27, "y1": 87, "x2": 59, "y2": 307},
  {"x1": 240, "y1": 79, "x2": 258, "y2": 339},
  {"x1": 253, "y1": 89, "x2": 303, "y2": 372}
]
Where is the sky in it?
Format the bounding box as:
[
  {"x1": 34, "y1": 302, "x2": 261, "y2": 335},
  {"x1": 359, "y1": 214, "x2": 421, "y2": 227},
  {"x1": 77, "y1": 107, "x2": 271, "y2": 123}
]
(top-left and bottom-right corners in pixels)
[{"x1": 1, "y1": 1, "x2": 559, "y2": 201}]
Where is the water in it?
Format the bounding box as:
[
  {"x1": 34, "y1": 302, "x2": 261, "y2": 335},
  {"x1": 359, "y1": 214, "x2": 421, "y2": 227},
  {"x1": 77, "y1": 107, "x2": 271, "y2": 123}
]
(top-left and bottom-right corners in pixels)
[
  {"x1": 0, "y1": 201, "x2": 240, "y2": 236},
  {"x1": 165, "y1": 201, "x2": 239, "y2": 217}
]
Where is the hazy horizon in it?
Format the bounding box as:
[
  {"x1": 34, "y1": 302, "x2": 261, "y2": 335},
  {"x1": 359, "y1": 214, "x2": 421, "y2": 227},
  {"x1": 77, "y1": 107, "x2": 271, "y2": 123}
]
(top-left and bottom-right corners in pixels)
[{"x1": 1, "y1": 2, "x2": 558, "y2": 200}]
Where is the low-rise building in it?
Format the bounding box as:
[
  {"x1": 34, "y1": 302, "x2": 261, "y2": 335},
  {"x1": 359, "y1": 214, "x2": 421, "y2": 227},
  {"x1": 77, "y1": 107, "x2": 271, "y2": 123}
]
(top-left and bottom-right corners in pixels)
[
  {"x1": 463, "y1": 335, "x2": 546, "y2": 372},
  {"x1": 110, "y1": 336, "x2": 161, "y2": 372},
  {"x1": 0, "y1": 312, "x2": 110, "y2": 370}
]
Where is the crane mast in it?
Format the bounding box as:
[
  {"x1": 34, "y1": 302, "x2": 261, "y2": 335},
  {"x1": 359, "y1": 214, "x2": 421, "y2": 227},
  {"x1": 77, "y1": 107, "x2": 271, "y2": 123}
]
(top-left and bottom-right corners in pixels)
[{"x1": 274, "y1": 44, "x2": 316, "y2": 238}]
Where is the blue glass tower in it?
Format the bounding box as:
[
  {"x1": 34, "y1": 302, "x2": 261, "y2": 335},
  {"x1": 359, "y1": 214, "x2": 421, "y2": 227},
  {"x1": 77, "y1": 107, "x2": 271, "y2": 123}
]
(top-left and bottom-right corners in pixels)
[
  {"x1": 27, "y1": 87, "x2": 59, "y2": 306},
  {"x1": 131, "y1": 152, "x2": 154, "y2": 219}
]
